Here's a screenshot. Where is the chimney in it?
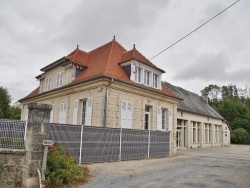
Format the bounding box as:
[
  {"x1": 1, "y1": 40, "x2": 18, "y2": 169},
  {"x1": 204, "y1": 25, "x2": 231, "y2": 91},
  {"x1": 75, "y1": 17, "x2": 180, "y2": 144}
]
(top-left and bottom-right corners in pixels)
[{"x1": 201, "y1": 90, "x2": 208, "y2": 104}]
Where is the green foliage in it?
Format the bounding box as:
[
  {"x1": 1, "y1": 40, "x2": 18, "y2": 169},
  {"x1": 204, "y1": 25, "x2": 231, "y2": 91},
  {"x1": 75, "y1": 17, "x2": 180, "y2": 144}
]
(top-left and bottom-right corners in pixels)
[
  {"x1": 231, "y1": 128, "x2": 250, "y2": 144},
  {"x1": 45, "y1": 146, "x2": 87, "y2": 187},
  {"x1": 7, "y1": 102, "x2": 21, "y2": 120},
  {"x1": 203, "y1": 84, "x2": 250, "y2": 144},
  {"x1": 0, "y1": 86, "x2": 11, "y2": 118}
]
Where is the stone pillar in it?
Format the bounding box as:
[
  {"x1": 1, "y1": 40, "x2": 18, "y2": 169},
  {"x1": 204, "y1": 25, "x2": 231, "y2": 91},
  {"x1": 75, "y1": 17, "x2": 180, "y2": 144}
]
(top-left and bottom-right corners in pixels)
[
  {"x1": 200, "y1": 123, "x2": 204, "y2": 148},
  {"x1": 211, "y1": 124, "x2": 215, "y2": 147},
  {"x1": 180, "y1": 120, "x2": 185, "y2": 147},
  {"x1": 185, "y1": 120, "x2": 191, "y2": 148},
  {"x1": 22, "y1": 103, "x2": 52, "y2": 188}
]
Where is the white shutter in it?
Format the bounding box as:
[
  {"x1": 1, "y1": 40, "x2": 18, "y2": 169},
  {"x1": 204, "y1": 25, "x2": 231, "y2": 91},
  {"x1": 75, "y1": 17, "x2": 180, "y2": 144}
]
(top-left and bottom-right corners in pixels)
[
  {"x1": 121, "y1": 100, "x2": 126, "y2": 128},
  {"x1": 59, "y1": 103, "x2": 63, "y2": 123},
  {"x1": 59, "y1": 103, "x2": 67, "y2": 124},
  {"x1": 121, "y1": 100, "x2": 132, "y2": 129},
  {"x1": 157, "y1": 107, "x2": 162, "y2": 131},
  {"x1": 85, "y1": 97, "x2": 93, "y2": 126},
  {"x1": 73, "y1": 100, "x2": 78, "y2": 125},
  {"x1": 168, "y1": 109, "x2": 172, "y2": 132},
  {"x1": 127, "y1": 101, "x2": 133, "y2": 129},
  {"x1": 50, "y1": 104, "x2": 54, "y2": 123}
]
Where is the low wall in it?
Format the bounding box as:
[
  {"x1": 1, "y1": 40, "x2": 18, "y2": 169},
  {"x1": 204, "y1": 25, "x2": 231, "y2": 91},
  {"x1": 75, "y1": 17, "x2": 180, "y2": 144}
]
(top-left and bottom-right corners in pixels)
[{"x1": 0, "y1": 149, "x2": 25, "y2": 188}]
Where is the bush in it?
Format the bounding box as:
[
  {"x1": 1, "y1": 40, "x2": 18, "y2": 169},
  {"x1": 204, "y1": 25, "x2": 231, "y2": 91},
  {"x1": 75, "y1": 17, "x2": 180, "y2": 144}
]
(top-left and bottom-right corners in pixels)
[
  {"x1": 231, "y1": 128, "x2": 250, "y2": 144},
  {"x1": 44, "y1": 145, "x2": 89, "y2": 187}
]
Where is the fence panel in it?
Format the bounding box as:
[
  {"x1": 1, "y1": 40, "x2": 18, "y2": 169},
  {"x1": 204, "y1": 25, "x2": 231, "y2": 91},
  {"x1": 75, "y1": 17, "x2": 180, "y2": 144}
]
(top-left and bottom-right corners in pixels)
[
  {"x1": 49, "y1": 124, "x2": 82, "y2": 163},
  {"x1": 81, "y1": 126, "x2": 120, "y2": 163},
  {"x1": 0, "y1": 119, "x2": 26, "y2": 150},
  {"x1": 121, "y1": 129, "x2": 149, "y2": 161},
  {"x1": 48, "y1": 124, "x2": 170, "y2": 163},
  {"x1": 150, "y1": 131, "x2": 170, "y2": 158}
]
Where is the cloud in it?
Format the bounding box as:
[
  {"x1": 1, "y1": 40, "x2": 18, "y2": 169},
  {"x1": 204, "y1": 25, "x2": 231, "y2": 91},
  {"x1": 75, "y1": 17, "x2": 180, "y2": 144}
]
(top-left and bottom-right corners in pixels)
[{"x1": 174, "y1": 51, "x2": 250, "y2": 83}]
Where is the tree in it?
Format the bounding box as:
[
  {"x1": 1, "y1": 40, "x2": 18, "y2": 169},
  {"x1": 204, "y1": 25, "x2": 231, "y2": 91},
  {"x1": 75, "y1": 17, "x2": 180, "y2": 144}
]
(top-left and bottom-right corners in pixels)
[
  {"x1": 203, "y1": 84, "x2": 220, "y2": 106},
  {"x1": 8, "y1": 102, "x2": 21, "y2": 120},
  {"x1": 0, "y1": 86, "x2": 11, "y2": 118},
  {"x1": 215, "y1": 98, "x2": 249, "y2": 130},
  {"x1": 231, "y1": 128, "x2": 250, "y2": 144}
]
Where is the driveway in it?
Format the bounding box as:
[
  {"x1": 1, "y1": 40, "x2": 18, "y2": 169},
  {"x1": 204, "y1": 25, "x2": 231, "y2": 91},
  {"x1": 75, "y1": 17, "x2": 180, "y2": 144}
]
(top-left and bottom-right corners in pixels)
[{"x1": 81, "y1": 145, "x2": 250, "y2": 188}]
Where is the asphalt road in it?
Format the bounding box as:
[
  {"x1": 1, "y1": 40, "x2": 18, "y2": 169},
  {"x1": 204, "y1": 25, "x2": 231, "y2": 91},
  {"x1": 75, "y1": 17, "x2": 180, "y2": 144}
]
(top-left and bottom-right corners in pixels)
[{"x1": 81, "y1": 145, "x2": 250, "y2": 188}]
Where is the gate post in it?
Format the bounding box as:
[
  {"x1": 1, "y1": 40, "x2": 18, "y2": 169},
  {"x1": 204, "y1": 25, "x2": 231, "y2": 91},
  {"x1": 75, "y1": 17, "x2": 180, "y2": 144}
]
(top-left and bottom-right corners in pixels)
[{"x1": 22, "y1": 103, "x2": 52, "y2": 188}]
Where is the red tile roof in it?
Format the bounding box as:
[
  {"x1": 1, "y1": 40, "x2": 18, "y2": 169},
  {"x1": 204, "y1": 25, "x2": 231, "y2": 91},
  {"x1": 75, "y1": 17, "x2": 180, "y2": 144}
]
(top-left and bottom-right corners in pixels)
[
  {"x1": 20, "y1": 38, "x2": 180, "y2": 101},
  {"x1": 65, "y1": 46, "x2": 89, "y2": 67},
  {"x1": 120, "y1": 45, "x2": 165, "y2": 73}
]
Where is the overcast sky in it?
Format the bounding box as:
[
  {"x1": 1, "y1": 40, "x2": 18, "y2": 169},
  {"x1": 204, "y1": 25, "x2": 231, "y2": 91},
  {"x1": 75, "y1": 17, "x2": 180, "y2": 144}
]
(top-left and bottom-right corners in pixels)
[{"x1": 0, "y1": 0, "x2": 249, "y2": 103}]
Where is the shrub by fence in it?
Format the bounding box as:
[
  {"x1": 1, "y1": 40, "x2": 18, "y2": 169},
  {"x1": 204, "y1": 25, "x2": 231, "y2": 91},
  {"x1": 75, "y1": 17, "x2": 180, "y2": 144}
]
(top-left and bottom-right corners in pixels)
[{"x1": 49, "y1": 124, "x2": 170, "y2": 164}]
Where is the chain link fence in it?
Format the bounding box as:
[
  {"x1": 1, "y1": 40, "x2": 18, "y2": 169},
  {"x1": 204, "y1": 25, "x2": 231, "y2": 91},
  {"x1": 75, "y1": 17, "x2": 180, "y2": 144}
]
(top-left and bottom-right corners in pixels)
[
  {"x1": 49, "y1": 124, "x2": 170, "y2": 164},
  {"x1": 0, "y1": 119, "x2": 27, "y2": 150}
]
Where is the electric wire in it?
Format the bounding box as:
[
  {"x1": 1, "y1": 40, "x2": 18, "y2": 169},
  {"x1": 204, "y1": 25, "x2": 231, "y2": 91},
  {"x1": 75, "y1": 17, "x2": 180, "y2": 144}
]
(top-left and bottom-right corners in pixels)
[{"x1": 149, "y1": 0, "x2": 240, "y2": 60}]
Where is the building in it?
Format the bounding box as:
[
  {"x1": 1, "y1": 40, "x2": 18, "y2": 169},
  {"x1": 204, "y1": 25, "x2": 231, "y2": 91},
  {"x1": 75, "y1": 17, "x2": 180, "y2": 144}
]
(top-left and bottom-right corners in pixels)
[
  {"x1": 19, "y1": 37, "x2": 182, "y2": 155},
  {"x1": 165, "y1": 83, "x2": 231, "y2": 148},
  {"x1": 19, "y1": 37, "x2": 230, "y2": 154}
]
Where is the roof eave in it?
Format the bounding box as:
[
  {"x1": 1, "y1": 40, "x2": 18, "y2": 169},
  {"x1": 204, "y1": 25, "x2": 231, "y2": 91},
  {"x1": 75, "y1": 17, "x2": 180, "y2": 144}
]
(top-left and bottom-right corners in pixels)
[{"x1": 119, "y1": 58, "x2": 165, "y2": 73}]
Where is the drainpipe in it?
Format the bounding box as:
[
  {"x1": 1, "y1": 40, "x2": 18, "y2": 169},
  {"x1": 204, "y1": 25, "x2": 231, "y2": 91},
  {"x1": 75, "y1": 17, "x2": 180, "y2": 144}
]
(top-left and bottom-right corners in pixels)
[{"x1": 103, "y1": 78, "x2": 113, "y2": 127}]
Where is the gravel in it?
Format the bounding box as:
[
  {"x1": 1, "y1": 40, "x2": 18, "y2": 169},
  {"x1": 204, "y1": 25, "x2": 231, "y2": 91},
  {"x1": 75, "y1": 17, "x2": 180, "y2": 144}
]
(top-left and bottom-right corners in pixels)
[{"x1": 81, "y1": 145, "x2": 250, "y2": 188}]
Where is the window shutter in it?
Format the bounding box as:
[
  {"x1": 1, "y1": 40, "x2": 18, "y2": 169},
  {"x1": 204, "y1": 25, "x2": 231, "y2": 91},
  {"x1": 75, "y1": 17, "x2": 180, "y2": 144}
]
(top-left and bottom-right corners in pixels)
[
  {"x1": 121, "y1": 100, "x2": 126, "y2": 128},
  {"x1": 121, "y1": 100, "x2": 132, "y2": 129},
  {"x1": 168, "y1": 109, "x2": 172, "y2": 132},
  {"x1": 85, "y1": 97, "x2": 93, "y2": 126},
  {"x1": 127, "y1": 101, "x2": 133, "y2": 129},
  {"x1": 59, "y1": 103, "x2": 67, "y2": 124},
  {"x1": 59, "y1": 103, "x2": 63, "y2": 123},
  {"x1": 73, "y1": 100, "x2": 78, "y2": 125},
  {"x1": 50, "y1": 104, "x2": 54, "y2": 123},
  {"x1": 157, "y1": 107, "x2": 162, "y2": 130}
]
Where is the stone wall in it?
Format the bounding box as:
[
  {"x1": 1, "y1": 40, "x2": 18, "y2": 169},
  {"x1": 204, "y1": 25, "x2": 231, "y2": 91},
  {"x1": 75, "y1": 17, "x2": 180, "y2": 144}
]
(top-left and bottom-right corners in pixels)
[{"x1": 0, "y1": 150, "x2": 25, "y2": 188}]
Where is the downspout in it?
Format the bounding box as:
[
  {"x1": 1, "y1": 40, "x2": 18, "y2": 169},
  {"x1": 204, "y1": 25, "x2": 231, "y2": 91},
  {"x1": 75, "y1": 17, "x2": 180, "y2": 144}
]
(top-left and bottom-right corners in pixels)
[{"x1": 103, "y1": 78, "x2": 113, "y2": 127}]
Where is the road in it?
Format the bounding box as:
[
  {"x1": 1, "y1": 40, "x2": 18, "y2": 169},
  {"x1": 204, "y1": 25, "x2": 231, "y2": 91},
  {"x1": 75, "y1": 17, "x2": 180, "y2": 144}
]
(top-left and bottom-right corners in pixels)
[{"x1": 81, "y1": 145, "x2": 250, "y2": 188}]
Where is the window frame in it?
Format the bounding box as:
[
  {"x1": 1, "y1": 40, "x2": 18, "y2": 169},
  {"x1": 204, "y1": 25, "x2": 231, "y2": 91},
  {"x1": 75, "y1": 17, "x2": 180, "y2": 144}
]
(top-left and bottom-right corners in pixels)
[
  {"x1": 45, "y1": 77, "x2": 51, "y2": 91},
  {"x1": 57, "y1": 72, "x2": 63, "y2": 88}
]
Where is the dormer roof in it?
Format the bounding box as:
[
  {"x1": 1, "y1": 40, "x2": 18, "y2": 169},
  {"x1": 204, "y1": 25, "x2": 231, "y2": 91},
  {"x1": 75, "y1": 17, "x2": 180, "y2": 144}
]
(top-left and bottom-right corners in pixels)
[{"x1": 120, "y1": 45, "x2": 165, "y2": 73}]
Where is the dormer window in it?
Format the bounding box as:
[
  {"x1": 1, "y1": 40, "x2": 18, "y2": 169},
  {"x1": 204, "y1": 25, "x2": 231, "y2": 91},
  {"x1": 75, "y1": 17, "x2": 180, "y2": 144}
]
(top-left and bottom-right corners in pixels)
[
  {"x1": 71, "y1": 68, "x2": 76, "y2": 81},
  {"x1": 153, "y1": 73, "x2": 159, "y2": 88},
  {"x1": 57, "y1": 72, "x2": 63, "y2": 87},
  {"x1": 45, "y1": 77, "x2": 51, "y2": 91},
  {"x1": 144, "y1": 70, "x2": 150, "y2": 86},
  {"x1": 135, "y1": 66, "x2": 142, "y2": 83}
]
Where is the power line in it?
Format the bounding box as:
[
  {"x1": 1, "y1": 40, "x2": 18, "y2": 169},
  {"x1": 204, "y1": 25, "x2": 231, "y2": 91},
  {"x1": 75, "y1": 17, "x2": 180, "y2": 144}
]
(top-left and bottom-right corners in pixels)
[{"x1": 150, "y1": 0, "x2": 240, "y2": 60}]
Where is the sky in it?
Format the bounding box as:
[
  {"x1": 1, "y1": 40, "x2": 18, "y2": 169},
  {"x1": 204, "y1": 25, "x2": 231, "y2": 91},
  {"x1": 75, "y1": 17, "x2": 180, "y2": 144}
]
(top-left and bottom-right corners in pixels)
[{"x1": 0, "y1": 0, "x2": 249, "y2": 103}]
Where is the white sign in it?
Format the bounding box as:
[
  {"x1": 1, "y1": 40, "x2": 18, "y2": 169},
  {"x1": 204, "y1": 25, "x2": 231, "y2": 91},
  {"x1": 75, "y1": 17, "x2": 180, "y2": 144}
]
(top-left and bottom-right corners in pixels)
[{"x1": 43, "y1": 140, "x2": 54, "y2": 146}]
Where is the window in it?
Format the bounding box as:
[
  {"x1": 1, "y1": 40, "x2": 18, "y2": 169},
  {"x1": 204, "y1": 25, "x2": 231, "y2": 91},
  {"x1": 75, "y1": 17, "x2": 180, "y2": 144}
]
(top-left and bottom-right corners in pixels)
[
  {"x1": 162, "y1": 109, "x2": 166, "y2": 130},
  {"x1": 79, "y1": 97, "x2": 93, "y2": 126},
  {"x1": 144, "y1": 70, "x2": 150, "y2": 85},
  {"x1": 57, "y1": 72, "x2": 63, "y2": 87},
  {"x1": 153, "y1": 73, "x2": 158, "y2": 88},
  {"x1": 204, "y1": 124, "x2": 211, "y2": 143},
  {"x1": 145, "y1": 106, "x2": 151, "y2": 130},
  {"x1": 157, "y1": 107, "x2": 170, "y2": 131},
  {"x1": 191, "y1": 122, "x2": 199, "y2": 143},
  {"x1": 121, "y1": 100, "x2": 133, "y2": 129},
  {"x1": 59, "y1": 102, "x2": 67, "y2": 124},
  {"x1": 71, "y1": 68, "x2": 76, "y2": 81},
  {"x1": 45, "y1": 77, "x2": 51, "y2": 91},
  {"x1": 215, "y1": 125, "x2": 221, "y2": 143},
  {"x1": 73, "y1": 100, "x2": 78, "y2": 125},
  {"x1": 81, "y1": 101, "x2": 87, "y2": 125},
  {"x1": 135, "y1": 66, "x2": 142, "y2": 83}
]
